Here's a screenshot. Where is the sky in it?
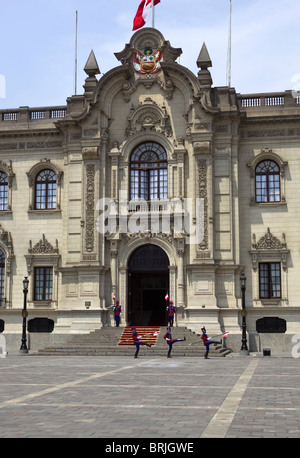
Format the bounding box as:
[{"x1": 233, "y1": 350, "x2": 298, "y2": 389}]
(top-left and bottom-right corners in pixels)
[{"x1": 0, "y1": 0, "x2": 300, "y2": 109}]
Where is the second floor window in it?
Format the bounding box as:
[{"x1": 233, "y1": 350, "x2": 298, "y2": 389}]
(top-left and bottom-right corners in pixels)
[
  {"x1": 35, "y1": 169, "x2": 57, "y2": 210},
  {"x1": 34, "y1": 267, "x2": 53, "y2": 301},
  {"x1": 130, "y1": 142, "x2": 167, "y2": 201},
  {"x1": 0, "y1": 172, "x2": 8, "y2": 211},
  {"x1": 259, "y1": 262, "x2": 281, "y2": 299},
  {"x1": 255, "y1": 160, "x2": 280, "y2": 203}
]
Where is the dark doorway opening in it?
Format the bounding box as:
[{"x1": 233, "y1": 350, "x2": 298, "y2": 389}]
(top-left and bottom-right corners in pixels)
[{"x1": 128, "y1": 245, "x2": 169, "y2": 326}]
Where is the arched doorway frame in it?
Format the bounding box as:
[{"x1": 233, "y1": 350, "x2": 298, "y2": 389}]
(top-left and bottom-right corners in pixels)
[{"x1": 118, "y1": 237, "x2": 177, "y2": 326}]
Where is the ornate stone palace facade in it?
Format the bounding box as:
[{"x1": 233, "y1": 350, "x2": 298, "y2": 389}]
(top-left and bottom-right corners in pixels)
[{"x1": 1, "y1": 28, "x2": 300, "y2": 352}]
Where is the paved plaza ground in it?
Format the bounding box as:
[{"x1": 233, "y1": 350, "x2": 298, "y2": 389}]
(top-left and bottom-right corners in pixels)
[{"x1": 0, "y1": 354, "x2": 300, "y2": 440}]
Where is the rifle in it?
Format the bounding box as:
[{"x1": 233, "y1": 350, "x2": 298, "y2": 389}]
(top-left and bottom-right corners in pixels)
[{"x1": 188, "y1": 331, "x2": 229, "y2": 346}]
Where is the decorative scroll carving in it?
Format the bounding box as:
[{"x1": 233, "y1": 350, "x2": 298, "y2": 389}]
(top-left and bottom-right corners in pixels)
[
  {"x1": 0, "y1": 224, "x2": 14, "y2": 274},
  {"x1": 195, "y1": 158, "x2": 208, "y2": 254},
  {"x1": 253, "y1": 228, "x2": 286, "y2": 251},
  {"x1": 85, "y1": 164, "x2": 96, "y2": 253},
  {"x1": 0, "y1": 160, "x2": 15, "y2": 188},
  {"x1": 125, "y1": 99, "x2": 173, "y2": 139},
  {"x1": 123, "y1": 231, "x2": 174, "y2": 245},
  {"x1": 29, "y1": 234, "x2": 59, "y2": 254},
  {"x1": 250, "y1": 228, "x2": 289, "y2": 271},
  {"x1": 26, "y1": 234, "x2": 60, "y2": 276}
]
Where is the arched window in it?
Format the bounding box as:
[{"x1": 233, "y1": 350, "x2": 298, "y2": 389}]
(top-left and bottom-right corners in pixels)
[
  {"x1": 130, "y1": 142, "x2": 167, "y2": 200},
  {"x1": 35, "y1": 169, "x2": 57, "y2": 210},
  {"x1": 0, "y1": 172, "x2": 8, "y2": 211},
  {"x1": 0, "y1": 250, "x2": 5, "y2": 307},
  {"x1": 255, "y1": 160, "x2": 280, "y2": 203}
]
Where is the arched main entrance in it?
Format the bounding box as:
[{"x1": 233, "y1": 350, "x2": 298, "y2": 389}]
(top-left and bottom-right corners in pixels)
[{"x1": 128, "y1": 245, "x2": 169, "y2": 326}]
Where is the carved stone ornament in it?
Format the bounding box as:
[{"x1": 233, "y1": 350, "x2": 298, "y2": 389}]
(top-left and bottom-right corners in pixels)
[
  {"x1": 193, "y1": 141, "x2": 211, "y2": 154},
  {"x1": 195, "y1": 158, "x2": 208, "y2": 255},
  {"x1": 125, "y1": 98, "x2": 173, "y2": 139},
  {"x1": 250, "y1": 228, "x2": 289, "y2": 271},
  {"x1": 82, "y1": 146, "x2": 99, "y2": 160},
  {"x1": 29, "y1": 234, "x2": 59, "y2": 254},
  {"x1": 26, "y1": 235, "x2": 60, "y2": 275},
  {"x1": 0, "y1": 224, "x2": 14, "y2": 274},
  {"x1": 115, "y1": 28, "x2": 182, "y2": 69},
  {"x1": 85, "y1": 164, "x2": 96, "y2": 254},
  {"x1": 122, "y1": 231, "x2": 174, "y2": 246},
  {"x1": 0, "y1": 160, "x2": 15, "y2": 188}
]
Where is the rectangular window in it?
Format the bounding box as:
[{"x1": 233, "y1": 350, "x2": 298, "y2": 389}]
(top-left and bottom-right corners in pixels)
[
  {"x1": 34, "y1": 267, "x2": 53, "y2": 301},
  {"x1": 259, "y1": 263, "x2": 281, "y2": 299},
  {"x1": 35, "y1": 183, "x2": 56, "y2": 209},
  {"x1": 0, "y1": 184, "x2": 8, "y2": 211}
]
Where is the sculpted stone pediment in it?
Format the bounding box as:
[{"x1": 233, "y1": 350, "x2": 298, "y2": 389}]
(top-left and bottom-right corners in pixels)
[
  {"x1": 250, "y1": 228, "x2": 289, "y2": 271},
  {"x1": 125, "y1": 98, "x2": 173, "y2": 139}
]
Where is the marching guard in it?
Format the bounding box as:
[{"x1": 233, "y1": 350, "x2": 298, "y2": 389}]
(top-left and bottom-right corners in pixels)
[
  {"x1": 201, "y1": 326, "x2": 221, "y2": 359},
  {"x1": 166, "y1": 300, "x2": 176, "y2": 327},
  {"x1": 132, "y1": 327, "x2": 152, "y2": 358},
  {"x1": 163, "y1": 326, "x2": 186, "y2": 358},
  {"x1": 113, "y1": 300, "x2": 122, "y2": 327}
]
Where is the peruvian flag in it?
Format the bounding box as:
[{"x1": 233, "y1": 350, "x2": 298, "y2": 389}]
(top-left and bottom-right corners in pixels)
[
  {"x1": 133, "y1": 0, "x2": 160, "y2": 31},
  {"x1": 165, "y1": 293, "x2": 169, "y2": 301}
]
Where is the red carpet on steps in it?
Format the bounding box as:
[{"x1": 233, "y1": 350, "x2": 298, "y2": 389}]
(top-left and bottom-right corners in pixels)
[{"x1": 118, "y1": 326, "x2": 160, "y2": 346}]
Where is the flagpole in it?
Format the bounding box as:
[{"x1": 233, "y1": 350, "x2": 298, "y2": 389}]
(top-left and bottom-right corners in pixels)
[
  {"x1": 75, "y1": 10, "x2": 78, "y2": 95},
  {"x1": 227, "y1": 0, "x2": 232, "y2": 87},
  {"x1": 152, "y1": 0, "x2": 154, "y2": 28}
]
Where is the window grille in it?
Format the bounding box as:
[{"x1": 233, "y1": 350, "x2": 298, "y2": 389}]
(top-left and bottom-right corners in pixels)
[
  {"x1": 30, "y1": 111, "x2": 46, "y2": 120},
  {"x1": 255, "y1": 160, "x2": 280, "y2": 203},
  {"x1": 265, "y1": 96, "x2": 284, "y2": 106},
  {"x1": 51, "y1": 109, "x2": 66, "y2": 118},
  {"x1": 35, "y1": 169, "x2": 57, "y2": 210},
  {"x1": 241, "y1": 98, "x2": 261, "y2": 107},
  {"x1": 2, "y1": 112, "x2": 19, "y2": 121},
  {"x1": 259, "y1": 263, "x2": 281, "y2": 299},
  {"x1": 130, "y1": 142, "x2": 168, "y2": 201},
  {"x1": 34, "y1": 267, "x2": 53, "y2": 301},
  {"x1": 0, "y1": 172, "x2": 8, "y2": 211}
]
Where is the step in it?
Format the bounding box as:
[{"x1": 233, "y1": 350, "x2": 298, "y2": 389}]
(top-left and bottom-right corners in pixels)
[{"x1": 34, "y1": 326, "x2": 231, "y2": 357}]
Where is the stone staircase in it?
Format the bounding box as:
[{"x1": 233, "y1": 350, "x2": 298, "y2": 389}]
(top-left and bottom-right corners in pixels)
[{"x1": 35, "y1": 326, "x2": 231, "y2": 357}]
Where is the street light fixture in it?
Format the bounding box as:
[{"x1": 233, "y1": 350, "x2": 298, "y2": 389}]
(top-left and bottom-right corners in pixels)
[
  {"x1": 20, "y1": 277, "x2": 29, "y2": 354},
  {"x1": 240, "y1": 273, "x2": 249, "y2": 355}
]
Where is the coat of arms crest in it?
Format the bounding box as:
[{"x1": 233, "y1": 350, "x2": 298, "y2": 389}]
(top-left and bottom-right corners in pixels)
[{"x1": 133, "y1": 47, "x2": 163, "y2": 74}]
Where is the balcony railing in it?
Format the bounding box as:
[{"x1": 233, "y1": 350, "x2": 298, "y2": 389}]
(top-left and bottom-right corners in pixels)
[
  {"x1": 238, "y1": 91, "x2": 300, "y2": 110},
  {"x1": 0, "y1": 106, "x2": 67, "y2": 123}
]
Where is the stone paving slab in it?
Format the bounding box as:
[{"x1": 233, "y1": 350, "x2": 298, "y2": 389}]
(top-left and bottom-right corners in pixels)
[{"x1": 0, "y1": 355, "x2": 299, "y2": 439}]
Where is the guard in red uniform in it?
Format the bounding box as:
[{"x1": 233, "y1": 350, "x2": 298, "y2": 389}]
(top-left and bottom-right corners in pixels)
[
  {"x1": 201, "y1": 326, "x2": 221, "y2": 359},
  {"x1": 163, "y1": 327, "x2": 186, "y2": 358},
  {"x1": 132, "y1": 327, "x2": 152, "y2": 358},
  {"x1": 113, "y1": 300, "x2": 122, "y2": 327},
  {"x1": 166, "y1": 301, "x2": 176, "y2": 327}
]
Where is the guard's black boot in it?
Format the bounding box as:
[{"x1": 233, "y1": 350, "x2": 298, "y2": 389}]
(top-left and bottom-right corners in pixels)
[
  {"x1": 204, "y1": 351, "x2": 209, "y2": 359},
  {"x1": 134, "y1": 350, "x2": 139, "y2": 358},
  {"x1": 146, "y1": 343, "x2": 152, "y2": 347},
  {"x1": 167, "y1": 350, "x2": 172, "y2": 358}
]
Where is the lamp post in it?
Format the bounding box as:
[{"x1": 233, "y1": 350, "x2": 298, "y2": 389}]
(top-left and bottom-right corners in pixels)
[
  {"x1": 20, "y1": 277, "x2": 29, "y2": 354},
  {"x1": 240, "y1": 273, "x2": 249, "y2": 355}
]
